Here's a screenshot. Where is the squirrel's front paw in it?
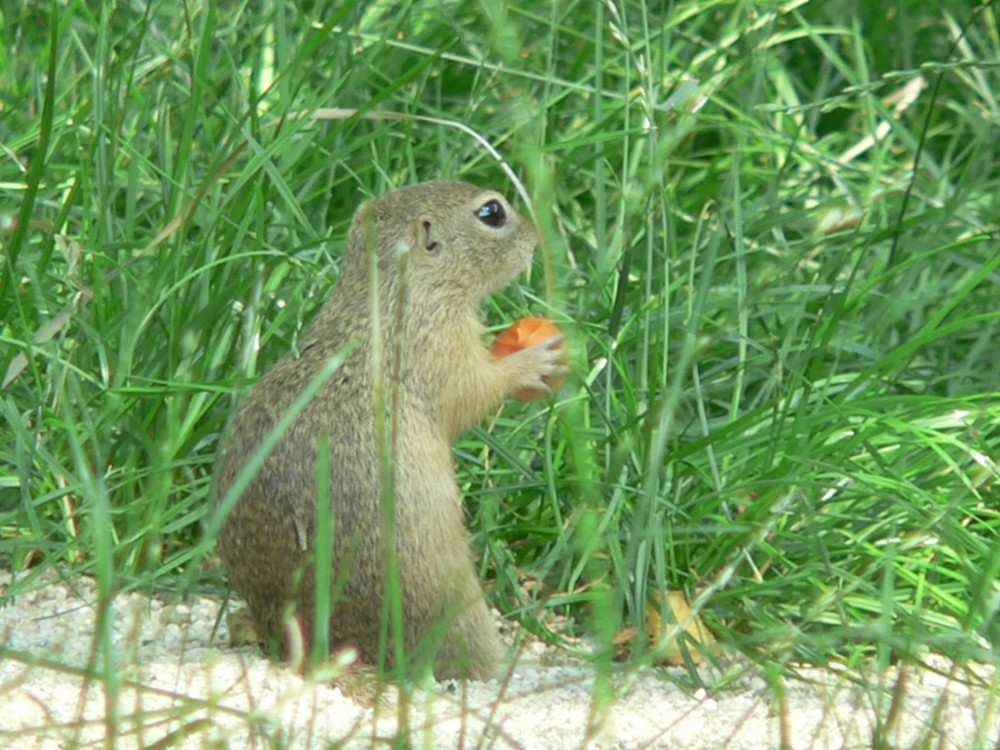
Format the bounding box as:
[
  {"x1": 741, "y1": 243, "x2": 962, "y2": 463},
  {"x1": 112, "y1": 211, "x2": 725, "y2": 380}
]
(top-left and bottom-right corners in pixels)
[{"x1": 501, "y1": 334, "x2": 567, "y2": 401}]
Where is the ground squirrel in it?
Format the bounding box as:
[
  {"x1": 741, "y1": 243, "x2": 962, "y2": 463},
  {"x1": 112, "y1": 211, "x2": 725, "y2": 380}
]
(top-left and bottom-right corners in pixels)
[{"x1": 214, "y1": 179, "x2": 562, "y2": 680}]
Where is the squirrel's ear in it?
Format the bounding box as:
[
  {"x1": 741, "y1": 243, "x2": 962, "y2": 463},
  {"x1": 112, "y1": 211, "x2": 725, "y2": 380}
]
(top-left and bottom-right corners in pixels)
[{"x1": 422, "y1": 218, "x2": 441, "y2": 254}]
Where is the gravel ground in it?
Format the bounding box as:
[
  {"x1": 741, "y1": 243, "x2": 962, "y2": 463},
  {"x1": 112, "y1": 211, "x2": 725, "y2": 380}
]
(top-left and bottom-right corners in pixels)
[{"x1": 1, "y1": 573, "x2": 997, "y2": 749}]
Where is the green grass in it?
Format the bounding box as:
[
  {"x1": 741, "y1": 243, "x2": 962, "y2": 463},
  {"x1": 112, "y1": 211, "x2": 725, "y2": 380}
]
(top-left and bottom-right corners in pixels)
[{"x1": 2, "y1": 0, "x2": 998, "y2": 731}]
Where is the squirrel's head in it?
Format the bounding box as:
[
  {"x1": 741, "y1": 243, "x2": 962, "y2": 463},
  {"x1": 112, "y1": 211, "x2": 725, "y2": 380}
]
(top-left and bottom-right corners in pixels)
[{"x1": 343, "y1": 180, "x2": 539, "y2": 307}]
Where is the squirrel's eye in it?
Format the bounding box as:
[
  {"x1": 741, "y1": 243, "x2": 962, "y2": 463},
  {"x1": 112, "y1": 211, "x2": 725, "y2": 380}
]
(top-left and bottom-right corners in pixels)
[{"x1": 475, "y1": 199, "x2": 507, "y2": 228}]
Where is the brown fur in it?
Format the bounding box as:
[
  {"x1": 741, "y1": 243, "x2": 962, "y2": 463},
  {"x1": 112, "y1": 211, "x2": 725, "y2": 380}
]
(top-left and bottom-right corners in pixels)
[{"x1": 214, "y1": 180, "x2": 561, "y2": 679}]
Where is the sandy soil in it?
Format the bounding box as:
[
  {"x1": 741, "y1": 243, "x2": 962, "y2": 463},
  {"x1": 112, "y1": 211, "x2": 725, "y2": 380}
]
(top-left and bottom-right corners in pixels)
[{"x1": 1, "y1": 573, "x2": 997, "y2": 749}]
